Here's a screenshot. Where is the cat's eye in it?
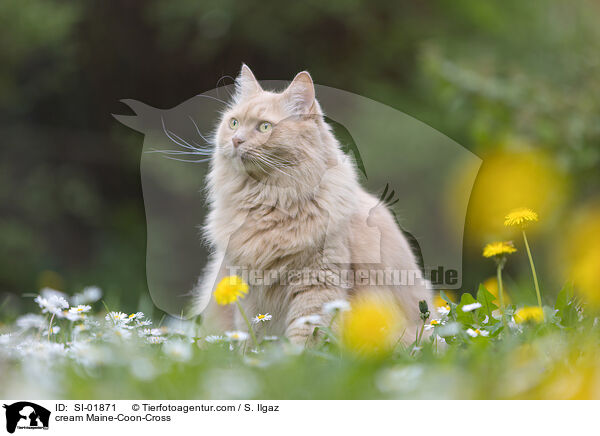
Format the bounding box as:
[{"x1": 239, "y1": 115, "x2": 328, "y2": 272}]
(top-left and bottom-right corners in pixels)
[
  {"x1": 229, "y1": 118, "x2": 239, "y2": 130},
  {"x1": 258, "y1": 121, "x2": 272, "y2": 133}
]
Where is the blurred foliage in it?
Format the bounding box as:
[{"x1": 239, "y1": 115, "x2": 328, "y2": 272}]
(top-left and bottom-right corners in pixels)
[
  {"x1": 0, "y1": 0, "x2": 599, "y2": 313},
  {"x1": 2, "y1": 280, "x2": 600, "y2": 400}
]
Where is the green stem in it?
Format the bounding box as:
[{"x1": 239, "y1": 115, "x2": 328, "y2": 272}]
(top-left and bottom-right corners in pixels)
[
  {"x1": 235, "y1": 301, "x2": 259, "y2": 350},
  {"x1": 327, "y1": 311, "x2": 339, "y2": 330},
  {"x1": 522, "y1": 229, "x2": 542, "y2": 308},
  {"x1": 496, "y1": 263, "x2": 505, "y2": 313},
  {"x1": 415, "y1": 320, "x2": 425, "y2": 348},
  {"x1": 47, "y1": 313, "x2": 56, "y2": 342}
]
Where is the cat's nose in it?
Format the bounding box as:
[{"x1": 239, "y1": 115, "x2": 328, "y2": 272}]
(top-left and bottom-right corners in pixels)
[{"x1": 232, "y1": 137, "x2": 245, "y2": 148}]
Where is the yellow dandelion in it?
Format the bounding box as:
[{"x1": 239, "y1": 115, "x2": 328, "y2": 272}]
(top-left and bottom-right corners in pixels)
[
  {"x1": 504, "y1": 207, "x2": 539, "y2": 227},
  {"x1": 514, "y1": 306, "x2": 544, "y2": 324},
  {"x1": 483, "y1": 241, "x2": 517, "y2": 258},
  {"x1": 341, "y1": 295, "x2": 404, "y2": 357},
  {"x1": 504, "y1": 208, "x2": 543, "y2": 307},
  {"x1": 572, "y1": 250, "x2": 600, "y2": 306},
  {"x1": 214, "y1": 276, "x2": 249, "y2": 305},
  {"x1": 563, "y1": 205, "x2": 600, "y2": 307},
  {"x1": 483, "y1": 244, "x2": 517, "y2": 313}
]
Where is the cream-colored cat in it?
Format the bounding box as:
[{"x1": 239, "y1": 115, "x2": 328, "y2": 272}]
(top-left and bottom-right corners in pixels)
[{"x1": 191, "y1": 65, "x2": 432, "y2": 344}]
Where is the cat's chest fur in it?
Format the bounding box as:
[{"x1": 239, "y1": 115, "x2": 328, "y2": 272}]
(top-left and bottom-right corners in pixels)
[{"x1": 213, "y1": 196, "x2": 329, "y2": 272}]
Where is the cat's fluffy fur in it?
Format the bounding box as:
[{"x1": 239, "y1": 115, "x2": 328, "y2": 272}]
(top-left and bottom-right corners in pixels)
[{"x1": 191, "y1": 65, "x2": 432, "y2": 343}]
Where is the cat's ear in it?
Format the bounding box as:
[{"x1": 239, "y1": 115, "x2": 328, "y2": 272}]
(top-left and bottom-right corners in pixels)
[
  {"x1": 234, "y1": 64, "x2": 262, "y2": 101},
  {"x1": 283, "y1": 71, "x2": 315, "y2": 115}
]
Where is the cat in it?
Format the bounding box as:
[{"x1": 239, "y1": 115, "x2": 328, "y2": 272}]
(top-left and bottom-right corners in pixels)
[{"x1": 191, "y1": 64, "x2": 433, "y2": 344}]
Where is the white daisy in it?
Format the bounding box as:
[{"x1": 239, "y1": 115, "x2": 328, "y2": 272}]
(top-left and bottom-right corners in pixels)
[
  {"x1": 437, "y1": 305, "x2": 451, "y2": 316},
  {"x1": 16, "y1": 340, "x2": 66, "y2": 359},
  {"x1": 147, "y1": 335, "x2": 166, "y2": 344},
  {"x1": 263, "y1": 335, "x2": 279, "y2": 342},
  {"x1": 71, "y1": 286, "x2": 102, "y2": 305},
  {"x1": 150, "y1": 327, "x2": 168, "y2": 336},
  {"x1": 16, "y1": 314, "x2": 46, "y2": 330},
  {"x1": 424, "y1": 319, "x2": 443, "y2": 330},
  {"x1": 204, "y1": 335, "x2": 224, "y2": 343},
  {"x1": 64, "y1": 312, "x2": 81, "y2": 322},
  {"x1": 163, "y1": 340, "x2": 193, "y2": 362},
  {"x1": 105, "y1": 312, "x2": 131, "y2": 325},
  {"x1": 323, "y1": 299, "x2": 351, "y2": 314},
  {"x1": 71, "y1": 305, "x2": 91, "y2": 314},
  {"x1": 462, "y1": 302, "x2": 482, "y2": 312},
  {"x1": 163, "y1": 317, "x2": 197, "y2": 337},
  {"x1": 128, "y1": 311, "x2": 144, "y2": 320},
  {"x1": 34, "y1": 294, "x2": 69, "y2": 315},
  {"x1": 112, "y1": 327, "x2": 133, "y2": 339},
  {"x1": 225, "y1": 331, "x2": 250, "y2": 342},
  {"x1": 252, "y1": 313, "x2": 272, "y2": 324},
  {"x1": 128, "y1": 312, "x2": 152, "y2": 327},
  {"x1": 466, "y1": 328, "x2": 489, "y2": 337},
  {"x1": 66, "y1": 305, "x2": 91, "y2": 321},
  {"x1": 42, "y1": 326, "x2": 61, "y2": 336},
  {"x1": 40, "y1": 287, "x2": 68, "y2": 301}
]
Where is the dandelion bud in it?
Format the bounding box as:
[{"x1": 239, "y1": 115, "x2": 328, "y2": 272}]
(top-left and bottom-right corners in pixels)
[{"x1": 419, "y1": 300, "x2": 430, "y2": 321}]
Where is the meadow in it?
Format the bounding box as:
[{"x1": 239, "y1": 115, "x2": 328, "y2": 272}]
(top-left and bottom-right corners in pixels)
[
  {"x1": 1, "y1": 207, "x2": 598, "y2": 400},
  {"x1": 1, "y1": 0, "x2": 599, "y2": 401}
]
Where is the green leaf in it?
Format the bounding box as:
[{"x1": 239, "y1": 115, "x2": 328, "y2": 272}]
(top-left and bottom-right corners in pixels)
[
  {"x1": 476, "y1": 284, "x2": 499, "y2": 321},
  {"x1": 554, "y1": 282, "x2": 578, "y2": 327},
  {"x1": 487, "y1": 322, "x2": 504, "y2": 337},
  {"x1": 312, "y1": 326, "x2": 340, "y2": 347},
  {"x1": 440, "y1": 290, "x2": 456, "y2": 307},
  {"x1": 456, "y1": 292, "x2": 478, "y2": 326}
]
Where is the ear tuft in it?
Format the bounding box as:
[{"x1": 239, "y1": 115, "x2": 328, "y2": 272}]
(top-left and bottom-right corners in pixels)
[
  {"x1": 234, "y1": 64, "x2": 262, "y2": 102},
  {"x1": 283, "y1": 71, "x2": 315, "y2": 115}
]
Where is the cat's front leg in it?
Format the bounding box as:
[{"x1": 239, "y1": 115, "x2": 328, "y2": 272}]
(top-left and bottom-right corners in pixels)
[{"x1": 284, "y1": 284, "x2": 347, "y2": 345}]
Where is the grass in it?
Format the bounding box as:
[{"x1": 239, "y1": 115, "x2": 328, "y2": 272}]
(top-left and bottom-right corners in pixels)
[{"x1": 1, "y1": 278, "x2": 598, "y2": 400}]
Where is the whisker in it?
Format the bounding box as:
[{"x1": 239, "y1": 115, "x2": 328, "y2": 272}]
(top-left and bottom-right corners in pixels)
[
  {"x1": 194, "y1": 94, "x2": 228, "y2": 105},
  {"x1": 261, "y1": 155, "x2": 298, "y2": 171},
  {"x1": 145, "y1": 148, "x2": 212, "y2": 156},
  {"x1": 161, "y1": 156, "x2": 212, "y2": 163},
  {"x1": 188, "y1": 116, "x2": 212, "y2": 144},
  {"x1": 245, "y1": 156, "x2": 271, "y2": 177},
  {"x1": 258, "y1": 152, "x2": 295, "y2": 167},
  {"x1": 161, "y1": 117, "x2": 200, "y2": 152},
  {"x1": 261, "y1": 150, "x2": 306, "y2": 167},
  {"x1": 249, "y1": 154, "x2": 304, "y2": 184},
  {"x1": 161, "y1": 117, "x2": 213, "y2": 155},
  {"x1": 165, "y1": 127, "x2": 204, "y2": 151},
  {"x1": 215, "y1": 75, "x2": 236, "y2": 99}
]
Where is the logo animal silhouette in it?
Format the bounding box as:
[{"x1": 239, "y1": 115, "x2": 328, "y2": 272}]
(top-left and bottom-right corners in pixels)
[{"x1": 3, "y1": 402, "x2": 50, "y2": 433}]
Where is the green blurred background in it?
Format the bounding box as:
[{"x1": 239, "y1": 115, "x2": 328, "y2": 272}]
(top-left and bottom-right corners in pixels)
[{"x1": 1, "y1": 0, "x2": 599, "y2": 314}]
